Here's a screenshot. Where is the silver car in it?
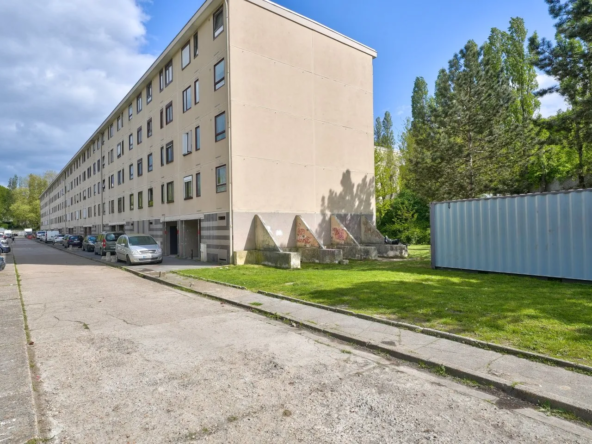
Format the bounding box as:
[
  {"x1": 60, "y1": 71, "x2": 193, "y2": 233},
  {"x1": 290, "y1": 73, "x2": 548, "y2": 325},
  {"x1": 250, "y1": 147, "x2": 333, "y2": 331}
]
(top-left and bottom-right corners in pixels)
[{"x1": 115, "y1": 234, "x2": 163, "y2": 265}]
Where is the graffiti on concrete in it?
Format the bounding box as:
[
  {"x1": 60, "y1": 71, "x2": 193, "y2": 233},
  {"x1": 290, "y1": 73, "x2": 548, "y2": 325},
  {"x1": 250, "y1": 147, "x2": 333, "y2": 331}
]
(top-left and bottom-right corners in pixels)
[
  {"x1": 332, "y1": 227, "x2": 347, "y2": 244},
  {"x1": 295, "y1": 216, "x2": 321, "y2": 248}
]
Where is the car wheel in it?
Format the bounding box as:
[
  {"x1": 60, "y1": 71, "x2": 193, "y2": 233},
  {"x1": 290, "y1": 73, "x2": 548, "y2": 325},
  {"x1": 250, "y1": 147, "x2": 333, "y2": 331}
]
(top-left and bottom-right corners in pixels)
[
  {"x1": 155, "y1": 259, "x2": 163, "y2": 264},
  {"x1": 126, "y1": 255, "x2": 132, "y2": 265}
]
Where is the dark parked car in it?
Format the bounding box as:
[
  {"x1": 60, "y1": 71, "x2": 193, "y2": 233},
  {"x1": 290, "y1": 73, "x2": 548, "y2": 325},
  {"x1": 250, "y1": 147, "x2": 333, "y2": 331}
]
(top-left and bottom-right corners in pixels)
[
  {"x1": 94, "y1": 232, "x2": 125, "y2": 256},
  {"x1": 0, "y1": 240, "x2": 11, "y2": 254},
  {"x1": 82, "y1": 235, "x2": 97, "y2": 252},
  {"x1": 0, "y1": 256, "x2": 5, "y2": 271},
  {"x1": 64, "y1": 235, "x2": 83, "y2": 248}
]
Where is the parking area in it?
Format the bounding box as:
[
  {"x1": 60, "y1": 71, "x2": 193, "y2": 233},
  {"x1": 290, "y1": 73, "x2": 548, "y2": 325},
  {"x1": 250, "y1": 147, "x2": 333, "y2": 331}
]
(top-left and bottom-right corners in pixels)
[{"x1": 34, "y1": 236, "x2": 217, "y2": 273}]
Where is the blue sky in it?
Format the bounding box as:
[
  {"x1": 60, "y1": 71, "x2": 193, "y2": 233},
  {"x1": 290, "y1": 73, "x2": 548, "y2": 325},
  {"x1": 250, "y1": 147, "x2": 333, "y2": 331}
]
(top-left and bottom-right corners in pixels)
[{"x1": 142, "y1": 0, "x2": 560, "y2": 134}]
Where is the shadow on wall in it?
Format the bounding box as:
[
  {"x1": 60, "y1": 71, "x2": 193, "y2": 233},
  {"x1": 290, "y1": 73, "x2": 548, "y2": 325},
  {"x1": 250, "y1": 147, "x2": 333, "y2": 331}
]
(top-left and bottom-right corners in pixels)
[{"x1": 316, "y1": 170, "x2": 374, "y2": 245}]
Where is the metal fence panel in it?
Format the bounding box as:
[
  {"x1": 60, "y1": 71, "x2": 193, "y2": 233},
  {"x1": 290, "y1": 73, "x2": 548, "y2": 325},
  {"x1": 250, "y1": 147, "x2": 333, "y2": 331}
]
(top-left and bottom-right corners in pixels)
[{"x1": 431, "y1": 190, "x2": 592, "y2": 282}]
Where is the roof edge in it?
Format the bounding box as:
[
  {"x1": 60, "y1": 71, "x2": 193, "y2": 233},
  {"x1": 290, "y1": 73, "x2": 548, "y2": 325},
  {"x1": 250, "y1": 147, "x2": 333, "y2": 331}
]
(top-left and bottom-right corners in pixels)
[{"x1": 246, "y1": 0, "x2": 377, "y2": 58}]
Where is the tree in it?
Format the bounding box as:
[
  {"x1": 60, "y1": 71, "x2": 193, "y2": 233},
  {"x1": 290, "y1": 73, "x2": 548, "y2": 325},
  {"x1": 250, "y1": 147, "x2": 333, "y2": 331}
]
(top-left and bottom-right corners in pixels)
[
  {"x1": 529, "y1": 0, "x2": 592, "y2": 187},
  {"x1": 380, "y1": 111, "x2": 395, "y2": 148},
  {"x1": 9, "y1": 172, "x2": 52, "y2": 228},
  {"x1": 374, "y1": 117, "x2": 384, "y2": 147}
]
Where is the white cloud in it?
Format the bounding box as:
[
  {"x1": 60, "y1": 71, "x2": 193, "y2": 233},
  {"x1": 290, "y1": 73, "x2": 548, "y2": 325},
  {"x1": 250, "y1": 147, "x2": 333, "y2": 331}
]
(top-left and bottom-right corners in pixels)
[
  {"x1": 536, "y1": 73, "x2": 569, "y2": 118},
  {"x1": 0, "y1": 0, "x2": 156, "y2": 185}
]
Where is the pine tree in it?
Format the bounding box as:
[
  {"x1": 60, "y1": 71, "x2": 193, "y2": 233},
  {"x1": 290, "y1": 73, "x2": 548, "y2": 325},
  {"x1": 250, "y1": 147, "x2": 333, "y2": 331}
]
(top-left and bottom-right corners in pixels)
[{"x1": 529, "y1": 0, "x2": 592, "y2": 187}]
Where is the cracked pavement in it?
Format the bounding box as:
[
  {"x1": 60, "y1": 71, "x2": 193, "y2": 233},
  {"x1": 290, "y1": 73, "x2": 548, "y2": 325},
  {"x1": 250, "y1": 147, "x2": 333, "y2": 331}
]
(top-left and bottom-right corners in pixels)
[{"x1": 10, "y1": 239, "x2": 592, "y2": 443}]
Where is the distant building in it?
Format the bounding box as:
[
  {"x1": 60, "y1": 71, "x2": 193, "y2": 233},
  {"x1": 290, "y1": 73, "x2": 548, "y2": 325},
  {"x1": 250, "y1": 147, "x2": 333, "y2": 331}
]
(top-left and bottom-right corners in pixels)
[{"x1": 40, "y1": 0, "x2": 377, "y2": 262}]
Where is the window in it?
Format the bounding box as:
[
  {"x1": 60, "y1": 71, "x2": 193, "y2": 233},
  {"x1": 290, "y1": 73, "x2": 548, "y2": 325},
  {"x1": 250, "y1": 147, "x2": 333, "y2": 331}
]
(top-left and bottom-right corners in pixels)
[
  {"x1": 160, "y1": 108, "x2": 164, "y2": 129},
  {"x1": 182, "y1": 130, "x2": 192, "y2": 155},
  {"x1": 165, "y1": 60, "x2": 173, "y2": 86},
  {"x1": 117, "y1": 142, "x2": 122, "y2": 158},
  {"x1": 166, "y1": 181, "x2": 174, "y2": 203},
  {"x1": 148, "y1": 188, "x2": 153, "y2": 207},
  {"x1": 136, "y1": 93, "x2": 142, "y2": 113},
  {"x1": 118, "y1": 197, "x2": 124, "y2": 213},
  {"x1": 165, "y1": 102, "x2": 173, "y2": 124},
  {"x1": 182, "y1": 86, "x2": 192, "y2": 112},
  {"x1": 117, "y1": 114, "x2": 123, "y2": 131},
  {"x1": 160, "y1": 146, "x2": 164, "y2": 166},
  {"x1": 147, "y1": 153, "x2": 153, "y2": 172},
  {"x1": 216, "y1": 165, "x2": 227, "y2": 193},
  {"x1": 129, "y1": 193, "x2": 134, "y2": 211},
  {"x1": 138, "y1": 158, "x2": 143, "y2": 177},
  {"x1": 214, "y1": 59, "x2": 225, "y2": 90},
  {"x1": 196, "y1": 172, "x2": 201, "y2": 197},
  {"x1": 195, "y1": 126, "x2": 201, "y2": 150},
  {"x1": 117, "y1": 170, "x2": 122, "y2": 185},
  {"x1": 181, "y1": 42, "x2": 190, "y2": 69},
  {"x1": 147, "y1": 118, "x2": 152, "y2": 137},
  {"x1": 128, "y1": 104, "x2": 133, "y2": 120},
  {"x1": 213, "y1": 7, "x2": 224, "y2": 39},
  {"x1": 129, "y1": 133, "x2": 133, "y2": 150},
  {"x1": 166, "y1": 142, "x2": 174, "y2": 164},
  {"x1": 184, "y1": 176, "x2": 193, "y2": 199},
  {"x1": 138, "y1": 191, "x2": 143, "y2": 209},
  {"x1": 193, "y1": 32, "x2": 199, "y2": 57},
  {"x1": 161, "y1": 184, "x2": 165, "y2": 204},
  {"x1": 146, "y1": 81, "x2": 152, "y2": 103},
  {"x1": 194, "y1": 79, "x2": 200, "y2": 103},
  {"x1": 109, "y1": 123, "x2": 114, "y2": 139},
  {"x1": 215, "y1": 112, "x2": 226, "y2": 141},
  {"x1": 159, "y1": 69, "x2": 164, "y2": 91},
  {"x1": 137, "y1": 127, "x2": 143, "y2": 145},
  {"x1": 129, "y1": 164, "x2": 134, "y2": 180}
]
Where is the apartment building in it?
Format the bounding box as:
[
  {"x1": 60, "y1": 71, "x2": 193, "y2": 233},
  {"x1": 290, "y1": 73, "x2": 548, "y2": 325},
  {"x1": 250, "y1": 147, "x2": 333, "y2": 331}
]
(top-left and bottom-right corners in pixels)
[{"x1": 40, "y1": 0, "x2": 377, "y2": 263}]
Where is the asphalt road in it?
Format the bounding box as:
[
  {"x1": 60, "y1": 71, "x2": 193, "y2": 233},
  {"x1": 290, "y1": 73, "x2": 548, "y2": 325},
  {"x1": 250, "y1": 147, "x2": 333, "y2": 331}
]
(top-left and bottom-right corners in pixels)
[{"x1": 10, "y1": 239, "x2": 592, "y2": 443}]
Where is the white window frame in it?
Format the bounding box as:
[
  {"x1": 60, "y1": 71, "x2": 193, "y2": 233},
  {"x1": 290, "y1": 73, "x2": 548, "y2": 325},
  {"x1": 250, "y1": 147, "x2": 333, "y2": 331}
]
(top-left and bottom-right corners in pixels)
[
  {"x1": 183, "y1": 175, "x2": 193, "y2": 199},
  {"x1": 181, "y1": 42, "x2": 191, "y2": 69},
  {"x1": 182, "y1": 130, "x2": 192, "y2": 155}
]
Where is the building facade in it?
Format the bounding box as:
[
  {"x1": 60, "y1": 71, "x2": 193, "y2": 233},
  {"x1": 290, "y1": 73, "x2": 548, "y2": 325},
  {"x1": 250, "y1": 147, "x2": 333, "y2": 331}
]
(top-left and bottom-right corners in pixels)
[{"x1": 40, "y1": 0, "x2": 377, "y2": 263}]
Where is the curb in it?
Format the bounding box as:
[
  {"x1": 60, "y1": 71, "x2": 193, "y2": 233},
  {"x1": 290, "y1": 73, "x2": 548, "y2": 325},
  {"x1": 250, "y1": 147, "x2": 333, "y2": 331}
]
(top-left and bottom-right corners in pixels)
[
  {"x1": 176, "y1": 274, "x2": 592, "y2": 376},
  {"x1": 132, "y1": 269, "x2": 592, "y2": 422}
]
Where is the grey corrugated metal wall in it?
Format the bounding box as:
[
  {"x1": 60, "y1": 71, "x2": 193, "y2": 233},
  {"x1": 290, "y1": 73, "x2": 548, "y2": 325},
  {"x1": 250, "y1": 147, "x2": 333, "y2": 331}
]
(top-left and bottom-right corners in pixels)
[{"x1": 431, "y1": 190, "x2": 592, "y2": 282}]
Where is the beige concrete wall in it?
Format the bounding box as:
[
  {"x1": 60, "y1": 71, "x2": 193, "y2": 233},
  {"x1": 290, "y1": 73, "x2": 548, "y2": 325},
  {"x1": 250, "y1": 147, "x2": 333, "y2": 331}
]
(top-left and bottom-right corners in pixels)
[
  {"x1": 41, "y1": 0, "x2": 230, "y2": 238},
  {"x1": 228, "y1": 0, "x2": 375, "y2": 250}
]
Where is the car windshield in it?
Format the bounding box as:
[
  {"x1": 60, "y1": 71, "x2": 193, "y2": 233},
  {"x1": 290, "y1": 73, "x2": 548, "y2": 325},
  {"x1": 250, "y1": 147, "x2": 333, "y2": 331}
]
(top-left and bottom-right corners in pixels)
[
  {"x1": 128, "y1": 236, "x2": 157, "y2": 246},
  {"x1": 105, "y1": 233, "x2": 123, "y2": 241},
  {"x1": 87, "y1": 236, "x2": 96, "y2": 241}
]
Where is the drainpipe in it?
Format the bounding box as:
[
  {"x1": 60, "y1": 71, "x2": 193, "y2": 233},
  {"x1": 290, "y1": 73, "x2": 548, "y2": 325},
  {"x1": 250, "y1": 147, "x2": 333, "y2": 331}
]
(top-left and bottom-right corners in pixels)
[{"x1": 224, "y1": 0, "x2": 234, "y2": 264}]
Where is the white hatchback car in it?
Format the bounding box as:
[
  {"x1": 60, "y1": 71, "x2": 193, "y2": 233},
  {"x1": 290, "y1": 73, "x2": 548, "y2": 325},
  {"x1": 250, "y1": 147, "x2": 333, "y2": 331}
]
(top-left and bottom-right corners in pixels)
[{"x1": 115, "y1": 234, "x2": 163, "y2": 265}]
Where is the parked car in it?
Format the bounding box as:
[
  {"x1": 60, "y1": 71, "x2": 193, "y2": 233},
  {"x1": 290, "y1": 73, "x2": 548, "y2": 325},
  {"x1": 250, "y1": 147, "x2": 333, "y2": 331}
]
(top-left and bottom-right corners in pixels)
[
  {"x1": 0, "y1": 239, "x2": 11, "y2": 254},
  {"x1": 53, "y1": 235, "x2": 64, "y2": 245},
  {"x1": 45, "y1": 230, "x2": 61, "y2": 243},
  {"x1": 36, "y1": 231, "x2": 46, "y2": 241},
  {"x1": 0, "y1": 256, "x2": 5, "y2": 271},
  {"x1": 115, "y1": 234, "x2": 162, "y2": 265},
  {"x1": 94, "y1": 232, "x2": 125, "y2": 256},
  {"x1": 64, "y1": 235, "x2": 83, "y2": 248},
  {"x1": 61, "y1": 234, "x2": 70, "y2": 247},
  {"x1": 82, "y1": 235, "x2": 97, "y2": 252}
]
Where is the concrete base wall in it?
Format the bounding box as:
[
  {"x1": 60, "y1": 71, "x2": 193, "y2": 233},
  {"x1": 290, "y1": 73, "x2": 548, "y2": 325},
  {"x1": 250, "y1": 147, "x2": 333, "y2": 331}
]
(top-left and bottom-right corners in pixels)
[
  {"x1": 333, "y1": 245, "x2": 378, "y2": 260},
  {"x1": 233, "y1": 212, "x2": 374, "y2": 250},
  {"x1": 285, "y1": 248, "x2": 343, "y2": 264},
  {"x1": 372, "y1": 244, "x2": 408, "y2": 258},
  {"x1": 234, "y1": 250, "x2": 301, "y2": 269}
]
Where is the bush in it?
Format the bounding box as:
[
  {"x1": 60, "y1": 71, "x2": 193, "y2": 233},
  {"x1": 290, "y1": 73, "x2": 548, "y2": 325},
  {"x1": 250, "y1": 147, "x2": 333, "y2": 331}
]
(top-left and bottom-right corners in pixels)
[{"x1": 378, "y1": 189, "x2": 430, "y2": 245}]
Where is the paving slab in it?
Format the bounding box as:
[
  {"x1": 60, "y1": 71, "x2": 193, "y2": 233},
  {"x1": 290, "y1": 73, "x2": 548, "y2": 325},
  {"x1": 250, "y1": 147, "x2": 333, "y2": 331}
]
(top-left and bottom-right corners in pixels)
[{"x1": 0, "y1": 255, "x2": 38, "y2": 443}]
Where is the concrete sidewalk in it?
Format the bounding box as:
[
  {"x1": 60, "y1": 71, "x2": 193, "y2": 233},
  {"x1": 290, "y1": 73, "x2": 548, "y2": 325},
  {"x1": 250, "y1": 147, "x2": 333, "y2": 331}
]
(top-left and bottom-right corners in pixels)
[
  {"x1": 0, "y1": 254, "x2": 38, "y2": 443},
  {"x1": 138, "y1": 270, "x2": 592, "y2": 423}
]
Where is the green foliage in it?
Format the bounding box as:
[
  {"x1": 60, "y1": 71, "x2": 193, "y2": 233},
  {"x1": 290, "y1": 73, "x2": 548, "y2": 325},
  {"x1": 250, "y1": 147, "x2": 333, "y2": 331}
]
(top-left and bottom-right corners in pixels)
[
  {"x1": 374, "y1": 111, "x2": 400, "y2": 221},
  {"x1": 529, "y1": 0, "x2": 592, "y2": 188},
  {"x1": 3, "y1": 171, "x2": 54, "y2": 229},
  {"x1": 378, "y1": 189, "x2": 430, "y2": 245}
]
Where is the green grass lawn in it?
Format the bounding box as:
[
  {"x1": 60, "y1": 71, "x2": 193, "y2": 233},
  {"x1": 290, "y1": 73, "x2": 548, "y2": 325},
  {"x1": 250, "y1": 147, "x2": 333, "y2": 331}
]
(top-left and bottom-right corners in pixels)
[{"x1": 177, "y1": 245, "x2": 592, "y2": 366}]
